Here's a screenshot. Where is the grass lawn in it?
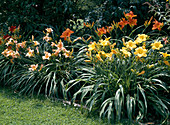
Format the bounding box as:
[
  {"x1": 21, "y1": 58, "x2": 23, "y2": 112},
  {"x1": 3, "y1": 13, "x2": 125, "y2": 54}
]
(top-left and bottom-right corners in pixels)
[{"x1": 0, "y1": 86, "x2": 107, "y2": 125}]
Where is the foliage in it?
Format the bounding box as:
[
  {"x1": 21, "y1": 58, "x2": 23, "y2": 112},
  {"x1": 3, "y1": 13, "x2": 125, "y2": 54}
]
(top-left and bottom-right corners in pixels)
[
  {"x1": 84, "y1": 0, "x2": 152, "y2": 27},
  {"x1": 144, "y1": 0, "x2": 170, "y2": 30},
  {"x1": 0, "y1": 0, "x2": 80, "y2": 35}
]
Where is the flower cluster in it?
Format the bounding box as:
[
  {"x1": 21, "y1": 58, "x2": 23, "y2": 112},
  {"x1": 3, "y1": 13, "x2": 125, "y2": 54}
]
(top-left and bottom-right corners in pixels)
[
  {"x1": 86, "y1": 37, "x2": 117, "y2": 62},
  {"x1": 86, "y1": 33, "x2": 169, "y2": 65},
  {"x1": 0, "y1": 27, "x2": 75, "y2": 71},
  {"x1": 118, "y1": 11, "x2": 137, "y2": 29}
]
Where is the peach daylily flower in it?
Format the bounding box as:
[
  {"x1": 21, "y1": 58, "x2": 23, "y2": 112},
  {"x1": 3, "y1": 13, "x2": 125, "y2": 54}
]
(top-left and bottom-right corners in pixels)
[
  {"x1": 46, "y1": 28, "x2": 53, "y2": 33},
  {"x1": 57, "y1": 40, "x2": 64, "y2": 49},
  {"x1": 17, "y1": 41, "x2": 27, "y2": 48},
  {"x1": 29, "y1": 64, "x2": 38, "y2": 71},
  {"x1": 63, "y1": 52, "x2": 70, "y2": 58},
  {"x1": 43, "y1": 35, "x2": 52, "y2": 42},
  {"x1": 36, "y1": 47, "x2": 39, "y2": 54},
  {"x1": 6, "y1": 38, "x2": 14, "y2": 46},
  {"x1": 51, "y1": 42, "x2": 57, "y2": 47},
  {"x1": 52, "y1": 49, "x2": 61, "y2": 56},
  {"x1": 33, "y1": 41, "x2": 40, "y2": 46},
  {"x1": 26, "y1": 49, "x2": 34, "y2": 57},
  {"x1": 42, "y1": 51, "x2": 51, "y2": 60}
]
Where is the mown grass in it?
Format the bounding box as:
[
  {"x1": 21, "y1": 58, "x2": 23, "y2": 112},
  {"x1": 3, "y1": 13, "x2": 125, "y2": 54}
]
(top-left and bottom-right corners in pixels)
[{"x1": 0, "y1": 86, "x2": 108, "y2": 125}]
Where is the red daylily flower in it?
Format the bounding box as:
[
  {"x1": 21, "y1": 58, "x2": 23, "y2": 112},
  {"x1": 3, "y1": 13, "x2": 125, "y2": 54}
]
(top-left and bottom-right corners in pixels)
[
  {"x1": 3, "y1": 34, "x2": 11, "y2": 40},
  {"x1": 9, "y1": 26, "x2": 16, "y2": 32}
]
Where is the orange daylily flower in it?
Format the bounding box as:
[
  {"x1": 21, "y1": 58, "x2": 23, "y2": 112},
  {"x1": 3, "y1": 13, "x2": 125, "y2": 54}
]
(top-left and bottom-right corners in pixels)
[
  {"x1": 152, "y1": 19, "x2": 164, "y2": 31},
  {"x1": 144, "y1": 16, "x2": 153, "y2": 27},
  {"x1": 96, "y1": 27, "x2": 107, "y2": 36},
  {"x1": 118, "y1": 18, "x2": 128, "y2": 29},
  {"x1": 138, "y1": 71, "x2": 145, "y2": 76},
  {"x1": 0, "y1": 40, "x2": 2, "y2": 45},
  {"x1": 106, "y1": 26, "x2": 114, "y2": 33},
  {"x1": 128, "y1": 18, "x2": 137, "y2": 27},
  {"x1": 164, "y1": 61, "x2": 170, "y2": 66},
  {"x1": 60, "y1": 28, "x2": 74, "y2": 41},
  {"x1": 84, "y1": 22, "x2": 94, "y2": 28},
  {"x1": 124, "y1": 11, "x2": 137, "y2": 19}
]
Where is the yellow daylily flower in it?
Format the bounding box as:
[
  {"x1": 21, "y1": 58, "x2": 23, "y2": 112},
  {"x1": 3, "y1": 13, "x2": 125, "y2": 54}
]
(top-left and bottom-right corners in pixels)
[
  {"x1": 96, "y1": 53, "x2": 103, "y2": 61},
  {"x1": 134, "y1": 47, "x2": 147, "y2": 57},
  {"x1": 120, "y1": 47, "x2": 131, "y2": 57},
  {"x1": 126, "y1": 40, "x2": 137, "y2": 50},
  {"x1": 88, "y1": 42, "x2": 96, "y2": 51},
  {"x1": 134, "y1": 38, "x2": 143, "y2": 44},
  {"x1": 151, "y1": 41, "x2": 163, "y2": 50},
  {"x1": 84, "y1": 60, "x2": 91, "y2": 62},
  {"x1": 160, "y1": 52, "x2": 170, "y2": 58},
  {"x1": 137, "y1": 34, "x2": 148, "y2": 41},
  {"x1": 99, "y1": 38, "x2": 110, "y2": 46},
  {"x1": 147, "y1": 64, "x2": 154, "y2": 69},
  {"x1": 98, "y1": 51, "x2": 107, "y2": 58}
]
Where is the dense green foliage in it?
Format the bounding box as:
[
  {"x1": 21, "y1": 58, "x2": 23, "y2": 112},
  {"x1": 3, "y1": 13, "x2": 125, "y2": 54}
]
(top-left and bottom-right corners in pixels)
[{"x1": 0, "y1": 0, "x2": 80, "y2": 34}]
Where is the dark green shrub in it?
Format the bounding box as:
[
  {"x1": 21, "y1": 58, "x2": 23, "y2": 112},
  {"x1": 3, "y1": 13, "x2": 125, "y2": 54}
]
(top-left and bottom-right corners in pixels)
[{"x1": 0, "y1": 0, "x2": 79, "y2": 35}]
